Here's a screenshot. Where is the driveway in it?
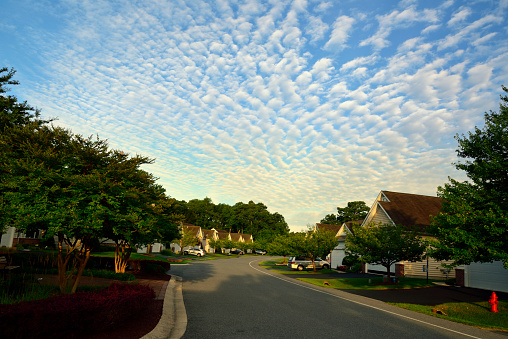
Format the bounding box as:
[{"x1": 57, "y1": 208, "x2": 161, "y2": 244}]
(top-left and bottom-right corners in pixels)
[{"x1": 169, "y1": 256, "x2": 505, "y2": 339}]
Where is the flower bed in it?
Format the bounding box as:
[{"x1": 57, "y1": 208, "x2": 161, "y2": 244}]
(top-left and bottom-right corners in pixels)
[{"x1": 0, "y1": 283, "x2": 155, "y2": 338}]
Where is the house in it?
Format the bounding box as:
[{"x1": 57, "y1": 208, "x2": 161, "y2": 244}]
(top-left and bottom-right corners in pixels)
[
  {"x1": 359, "y1": 190, "x2": 456, "y2": 280},
  {"x1": 1, "y1": 227, "x2": 43, "y2": 248},
  {"x1": 314, "y1": 223, "x2": 342, "y2": 268},
  {"x1": 317, "y1": 221, "x2": 363, "y2": 269},
  {"x1": 201, "y1": 229, "x2": 218, "y2": 253},
  {"x1": 170, "y1": 223, "x2": 203, "y2": 254}
]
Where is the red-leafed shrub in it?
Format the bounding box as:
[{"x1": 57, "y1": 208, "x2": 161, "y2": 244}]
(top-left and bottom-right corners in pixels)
[{"x1": 0, "y1": 283, "x2": 155, "y2": 338}]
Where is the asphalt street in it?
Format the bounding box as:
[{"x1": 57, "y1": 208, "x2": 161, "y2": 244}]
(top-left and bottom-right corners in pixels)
[{"x1": 169, "y1": 256, "x2": 506, "y2": 339}]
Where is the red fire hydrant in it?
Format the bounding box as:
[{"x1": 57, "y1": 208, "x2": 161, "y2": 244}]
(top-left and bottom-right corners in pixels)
[{"x1": 489, "y1": 292, "x2": 498, "y2": 313}]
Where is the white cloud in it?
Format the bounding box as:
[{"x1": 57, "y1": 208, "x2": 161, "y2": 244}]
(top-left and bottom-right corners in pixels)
[
  {"x1": 3, "y1": 0, "x2": 505, "y2": 231},
  {"x1": 324, "y1": 15, "x2": 355, "y2": 50},
  {"x1": 448, "y1": 7, "x2": 472, "y2": 26}
]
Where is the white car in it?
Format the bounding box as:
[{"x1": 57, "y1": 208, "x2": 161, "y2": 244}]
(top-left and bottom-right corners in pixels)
[
  {"x1": 287, "y1": 256, "x2": 330, "y2": 271},
  {"x1": 183, "y1": 248, "x2": 206, "y2": 257}
]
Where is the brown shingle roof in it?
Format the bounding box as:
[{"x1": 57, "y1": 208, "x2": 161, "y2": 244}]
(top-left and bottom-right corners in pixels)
[
  {"x1": 379, "y1": 191, "x2": 442, "y2": 233},
  {"x1": 201, "y1": 229, "x2": 215, "y2": 239},
  {"x1": 343, "y1": 220, "x2": 363, "y2": 233},
  {"x1": 242, "y1": 234, "x2": 253, "y2": 243},
  {"x1": 230, "y1": 233, "x2": 242, "y2": 241},
  {"x1": 316, "y1": 223, "x2": 342, "y2": 234},
  {"x1": 217, "y1": 231, "x2": 229, "y2": 240}
]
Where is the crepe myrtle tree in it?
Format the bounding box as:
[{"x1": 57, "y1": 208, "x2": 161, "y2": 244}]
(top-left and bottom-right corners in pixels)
[
  {"x1": 346, "y1": 223, "x2": 427, "y2": 280},
  {"x1": 267, "y1": 233, "x2": 300, "y2": 263},
  {"x1": 430, "y1": 86, "x2": 508, "y2": 268},
  {"x1": 1, "y1": 124, "x2": 133, "y2": 293},
  {"x1": 292, "y1": 228, "x2": 338, "y2": 271},
  {"x1": 173, "y1": 226, "x2": 199, "y2": 254},
  {"x1": 207, "y1": 238, "x2": 223, "y2": 254}
]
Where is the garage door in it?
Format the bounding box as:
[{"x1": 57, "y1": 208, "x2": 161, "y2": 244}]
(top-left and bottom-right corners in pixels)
[{"x1": 467, "y1": 261, "x2": 508, "y2": 293}]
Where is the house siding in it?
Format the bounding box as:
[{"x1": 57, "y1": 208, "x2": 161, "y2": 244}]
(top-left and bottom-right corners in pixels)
[
  {"x1": 402, "y1": 257, "x2": 456, "y2": 280},
  {"x1": 371, "y1": 207, "x2": 392, "y2": 225}
]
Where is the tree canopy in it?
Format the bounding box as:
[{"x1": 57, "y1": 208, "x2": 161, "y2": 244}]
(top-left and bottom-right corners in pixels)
[
  {"x1": 292, "y1": 228, "x2": 337, "y2": 271},
  {"x1": 346, "y1": 223, "x2": 427, "y2": 279},
  {"x1": 320, "y1": 201, "x2": 369, "y2": 225},
  {"x1": 0, "y1": 67, "x2": 181, "y2": 291},
  {"x1": 180, "y1": 198, "x2": 289, "y2": 240},
  {"x1": 430, "y1": 86, "x2": 508, "y2": 268}
]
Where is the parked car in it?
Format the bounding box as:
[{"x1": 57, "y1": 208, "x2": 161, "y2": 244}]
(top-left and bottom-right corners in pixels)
[
  {"x1": 287, "y1": 256, "x2": 330, "y2": 271},
  {"x1": 183, "y1": 248, "x2": 205, "y2": 257},
  {"x1": 255, "y1": 249, "x2": 267, "y2": 255},
  {"x1": 230, "y1": 249, "x2": 244, "y2": 255}
]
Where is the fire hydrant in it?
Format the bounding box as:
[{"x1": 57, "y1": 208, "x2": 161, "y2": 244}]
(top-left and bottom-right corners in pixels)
[{"x1": 488, "y1": 292, "x2": 498, "y2": 313}]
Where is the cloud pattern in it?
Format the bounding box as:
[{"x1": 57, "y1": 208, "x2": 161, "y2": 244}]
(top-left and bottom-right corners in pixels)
[{"x1": 1, "y1": 0, "x2": 507, "y2": 231}]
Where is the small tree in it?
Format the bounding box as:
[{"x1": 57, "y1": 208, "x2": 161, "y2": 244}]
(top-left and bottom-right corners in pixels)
[
  {"x1": 175, "y1": 227, "x2": 198, "y2": 254},
  {"x1": 268, "y1": 233, "x2": 299, "y2": 263},
  {"x1": 222, "y1": 239, "x2": 235, "y2": 253},
  {"x1": 346, "y1": 223, "x2": 427, "y2": 280},
  {"x1": 293, "y1": 228, "x2": 338, "y2": 271},
  {"x1": 208, "y1": 238, "x2": 223, "y2": 253}
]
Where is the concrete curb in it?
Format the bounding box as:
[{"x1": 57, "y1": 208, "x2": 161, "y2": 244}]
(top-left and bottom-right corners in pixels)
[{"x1": 141, "y1": 275, "x2": 187, "y2": 339}]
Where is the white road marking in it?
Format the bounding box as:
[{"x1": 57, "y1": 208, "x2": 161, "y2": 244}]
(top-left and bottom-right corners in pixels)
[{"x1": 249, "y1": 260, "x2": 482, "y2": 339}]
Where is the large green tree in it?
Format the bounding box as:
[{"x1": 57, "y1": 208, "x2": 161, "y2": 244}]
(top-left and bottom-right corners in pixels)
[
  {"x1": 320, "y1": 201, "x2": 369, "y2": 225},
  {"x1": 0, "y1": 68, "x2": 179, "y2": 291},
  {"x1": 346, "y1": 223, "x2": 427, "y2": 280},
  {"x1": 430, "y1": 86, "x2": 508, "y2": 268}
]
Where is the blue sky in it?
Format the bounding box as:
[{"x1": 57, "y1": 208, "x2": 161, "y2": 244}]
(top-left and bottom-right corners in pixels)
[{"x1": 2, "y1": 0, "x2": 507, "y2": 232}]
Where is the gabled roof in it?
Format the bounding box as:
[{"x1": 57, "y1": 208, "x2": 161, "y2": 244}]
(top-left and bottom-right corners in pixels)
[
  {"x1": 217, "y1": 231, "x2": 230, "y2": 240},
  {"x1": 315, "y1": 223, "x2": 342, "y2": 236},
  {"x1": 365, "y1": 190, "x2": 442, "y2": 233},
  {"x1": 242, "y1": 234, "x2": 253, "y2": 243},
  {"x1": 230, "y1": 233, "x2": 242, "y2": 242},
  {"x1": 201, "y1": 229, "x2": 216, "y2": 239},
  {"x1": 182, "y1": 223, "x2": 202, "y2": 235},
  {"x1": 343, "y1": 220, "x2": 363, "y2": 233}
]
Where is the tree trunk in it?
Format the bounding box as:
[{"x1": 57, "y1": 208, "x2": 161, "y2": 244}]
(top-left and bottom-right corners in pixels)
[
  {"x1": 115, "y1": 242, "x2": 132, "y2": 273},
  {"x1": 57, "y1": 235, "x2": 73, "y2": 294},
  {"x1": 70, "y1": 247, "x2": 91, "y2": 294},
  {"x1": 385, "y1": 265, "x2": 391, "y2": 282},
  {"x1": 311, "y1": 258, "x2": 317, "y2": 272}
]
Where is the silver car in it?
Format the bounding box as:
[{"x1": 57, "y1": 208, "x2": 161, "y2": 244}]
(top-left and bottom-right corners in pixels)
[
  {"x1": 287, "y1": 256, "x2": 330, "y2": 271},
  {"x1": 183, "y1": 248, "x2": 206, "y2": 257}
]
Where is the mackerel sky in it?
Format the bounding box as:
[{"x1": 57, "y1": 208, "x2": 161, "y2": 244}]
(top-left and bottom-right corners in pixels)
[{"x1": 2, "y1": 0, "x2": 507, "y2": 231}]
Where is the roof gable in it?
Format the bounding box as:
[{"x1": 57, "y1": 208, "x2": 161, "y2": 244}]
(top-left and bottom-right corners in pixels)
[{"x1": 374, "y1": 191, "x2": 442, "y2": 232}]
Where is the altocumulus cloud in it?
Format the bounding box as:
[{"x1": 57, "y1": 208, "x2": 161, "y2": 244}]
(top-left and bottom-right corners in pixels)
[{"x1": 1, "y1": 0, "x2": 507, "y2": 231}]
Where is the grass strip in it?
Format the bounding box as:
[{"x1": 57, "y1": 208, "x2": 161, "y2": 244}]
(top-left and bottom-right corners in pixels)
[
  {"x1": 388, "y1": 301, "x2": 508, "y2": 330},
  {"x1": 297, "y1": 277, "x2": 435, "y2": 289}
]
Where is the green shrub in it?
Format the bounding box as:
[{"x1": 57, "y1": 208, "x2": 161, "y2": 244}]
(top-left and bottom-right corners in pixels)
[
  {"x1": 160, "y1": 249, "x2": 173, "y2": 256},
  {"x1": 141, "y1": 263, "x2": 167, "y2": 275},
  {"x1": 342, "y1": 254, "x2": 360, "y2": 267},
  {"x1": 346, "y1": 262, "x2": 362, "y2": 273}
]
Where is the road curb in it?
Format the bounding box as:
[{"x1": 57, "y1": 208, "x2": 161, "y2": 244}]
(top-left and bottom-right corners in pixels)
[{"x1": 141, "y1": 275, "x2": 187, "y2": 339}]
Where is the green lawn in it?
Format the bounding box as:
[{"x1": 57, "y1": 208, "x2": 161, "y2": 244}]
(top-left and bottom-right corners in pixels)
[
  {"x1": 389, "y1": 301, "x2": 508, "y2": 330},
  {"x1": 298, "y1": 277, "x2": 435, "y2": 289}
]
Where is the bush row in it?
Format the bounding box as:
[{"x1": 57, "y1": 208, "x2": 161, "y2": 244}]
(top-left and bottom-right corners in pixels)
[
  {"x1": 3, "y1": 252, "x2": 171, "y2": 275},
  {"x1": 0, "y1": 283, "x2": 155, "y2": 338}
]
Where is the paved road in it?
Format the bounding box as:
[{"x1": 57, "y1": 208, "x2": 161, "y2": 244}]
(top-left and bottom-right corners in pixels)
[{"x1": 170, "y1": 257, "x2": 505, "y2": 339}]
